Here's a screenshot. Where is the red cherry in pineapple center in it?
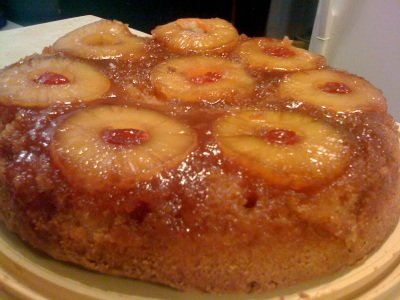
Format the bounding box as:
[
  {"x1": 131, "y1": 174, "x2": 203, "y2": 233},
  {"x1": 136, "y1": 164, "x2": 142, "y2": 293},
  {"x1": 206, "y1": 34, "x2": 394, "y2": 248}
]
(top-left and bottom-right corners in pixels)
[
  {"x1": 102, "y1": 128, "x2": 150, "y2": 146},
  {"x1": 34, "y1": 71, "x2": 70, "y2": 85},
  {"x1": 263, "y1": 46, "x2": 295, "y2": 58},
  {"x1": 189, "y1": 71, "x2": 222, "y2": 84},
  {"x1": 262, "y1": 129, "x2": 301, "y2": 145},
  {"x1": 320, "y1": 82, "x2": 352, "y2": 94}
]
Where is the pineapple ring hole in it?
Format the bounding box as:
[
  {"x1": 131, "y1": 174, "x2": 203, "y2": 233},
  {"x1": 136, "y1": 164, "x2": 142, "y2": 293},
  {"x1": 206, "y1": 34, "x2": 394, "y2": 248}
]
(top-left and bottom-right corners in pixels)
[
  {"x1": 261, "y1": 46, "x2": 296, "y2": 58},
  {"x1": 260, "y1": 128, "x2": 302, "y2": 145},
  {"x1": 102, "y1": 128, "x2": 150, "y2": 146},
  {"x1": 320, "y1": 82, "x2": 352, "y2": 94},
  {"x1": 34, "y1": 71, "x2": 70, "y2": 85},
  {"x1": 83, "y1": 33, "x2": 121, "y2": 46},
  {"x1": 29, "y1": 69, "x2": 73, "y2": 85},
  {"x1": 187, "y1": 71, "x2": 223, "y2": 84},
  {"x1": 176, "y1": 19, "x2": 210, "y2": 33}
]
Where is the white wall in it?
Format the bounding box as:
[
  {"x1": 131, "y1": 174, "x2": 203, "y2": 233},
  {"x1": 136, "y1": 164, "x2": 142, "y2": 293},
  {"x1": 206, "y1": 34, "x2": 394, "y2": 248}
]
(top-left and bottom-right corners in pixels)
[{"x1": 310, "y1": 0, "x2": 400, "y2": 120}]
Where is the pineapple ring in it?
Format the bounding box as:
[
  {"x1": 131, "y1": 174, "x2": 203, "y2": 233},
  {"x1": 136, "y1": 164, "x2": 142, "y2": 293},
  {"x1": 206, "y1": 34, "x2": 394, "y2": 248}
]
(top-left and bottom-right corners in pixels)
[
  {"x1": 237, "y1": 37, "x2": 325, "y2": 72},
  {"x1": 50, "y1": 105, "x2": 197, "y2": 192},
  {"x1": 278, "y1": 69, "x2": 387, "y2": 112},
  {"x1": 0, "y1": 56, "x2": 110, "y2": 107},
  {"x1": 214, "y1": 110, "x2": 350, "y2": 190},
  {"x1": 151, "y1": 56, "x2": 255, "y2": 102},
  {"x1": 152, "y1": 18, "x2": 239, "y2": 54},
  {"x1": 53, "y1": 20, "x2": 146, "y2": 60}
]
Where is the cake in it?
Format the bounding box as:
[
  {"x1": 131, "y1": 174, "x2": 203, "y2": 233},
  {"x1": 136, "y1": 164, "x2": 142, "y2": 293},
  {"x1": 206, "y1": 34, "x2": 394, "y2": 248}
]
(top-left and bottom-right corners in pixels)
[{"x1": 0, "y1": 18, "x2": 399, "y2": 294}]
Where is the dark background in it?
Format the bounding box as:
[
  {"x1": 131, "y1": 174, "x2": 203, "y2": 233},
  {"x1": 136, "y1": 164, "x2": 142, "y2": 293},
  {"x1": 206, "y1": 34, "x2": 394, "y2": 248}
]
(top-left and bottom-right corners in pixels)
[
  {"x1": 1, "y1": 0, "x2": 318, "y2": 45},
  {"x1": 1, "y1": 0, "x2": 271, "y2": 36}
]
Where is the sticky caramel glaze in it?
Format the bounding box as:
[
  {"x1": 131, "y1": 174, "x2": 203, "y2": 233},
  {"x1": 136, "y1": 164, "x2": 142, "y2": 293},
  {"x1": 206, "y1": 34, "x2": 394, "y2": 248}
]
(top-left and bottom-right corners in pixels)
[
  {"x1": 1, "y1": 95, "x2": 399, "y2": 291},
  {"x1": 0, "y1": 42, "x2": 400, "y2": 292}
]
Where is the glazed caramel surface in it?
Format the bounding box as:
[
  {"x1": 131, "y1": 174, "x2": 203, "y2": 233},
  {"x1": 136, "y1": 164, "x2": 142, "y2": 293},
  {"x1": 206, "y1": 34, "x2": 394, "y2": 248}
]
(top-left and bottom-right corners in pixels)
[{"x1": 0, "y1": 35, "x2": 398, "y2": 241}]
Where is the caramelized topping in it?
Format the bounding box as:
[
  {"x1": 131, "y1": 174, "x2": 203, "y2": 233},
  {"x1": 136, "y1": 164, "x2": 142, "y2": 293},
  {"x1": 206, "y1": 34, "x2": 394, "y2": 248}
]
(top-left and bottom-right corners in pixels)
[
  {"x1": 321, "y1": 82, "x2": 352, "y2": 94},
  {"x1": 262, "y1": 129, "x2": 301, "y2": 145},
  {"x1": 34, "y1": 71, "x2": 70, "y2": 85},
  {"x1": 263, "y1": 46, "x2": 296, "y2": 58},
  {"x1": 130, "y1": 201, "x2": 151, "y2": 223},
  {"x1": 189, "y1": 71, "x2": 223, "y2": 84},
  {"x1": 244, "y1": 193, "x2": 258, "y2": 208},
  {"x1": 102, "y1": 128, "x2": 150, "y2": 146}
]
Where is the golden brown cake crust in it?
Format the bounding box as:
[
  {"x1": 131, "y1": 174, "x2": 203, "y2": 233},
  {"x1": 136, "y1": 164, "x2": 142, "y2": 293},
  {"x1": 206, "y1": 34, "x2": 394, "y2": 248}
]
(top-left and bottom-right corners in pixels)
[{"x1": 0, "y1": 18, "x2": 400, "y2": 294}]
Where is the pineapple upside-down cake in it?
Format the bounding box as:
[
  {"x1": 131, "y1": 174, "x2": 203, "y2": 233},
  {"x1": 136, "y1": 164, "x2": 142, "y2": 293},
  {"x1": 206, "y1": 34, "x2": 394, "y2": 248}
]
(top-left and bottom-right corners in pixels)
[{"x1": 0, "y1": 18, "x2": 399, "y2": 293}]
